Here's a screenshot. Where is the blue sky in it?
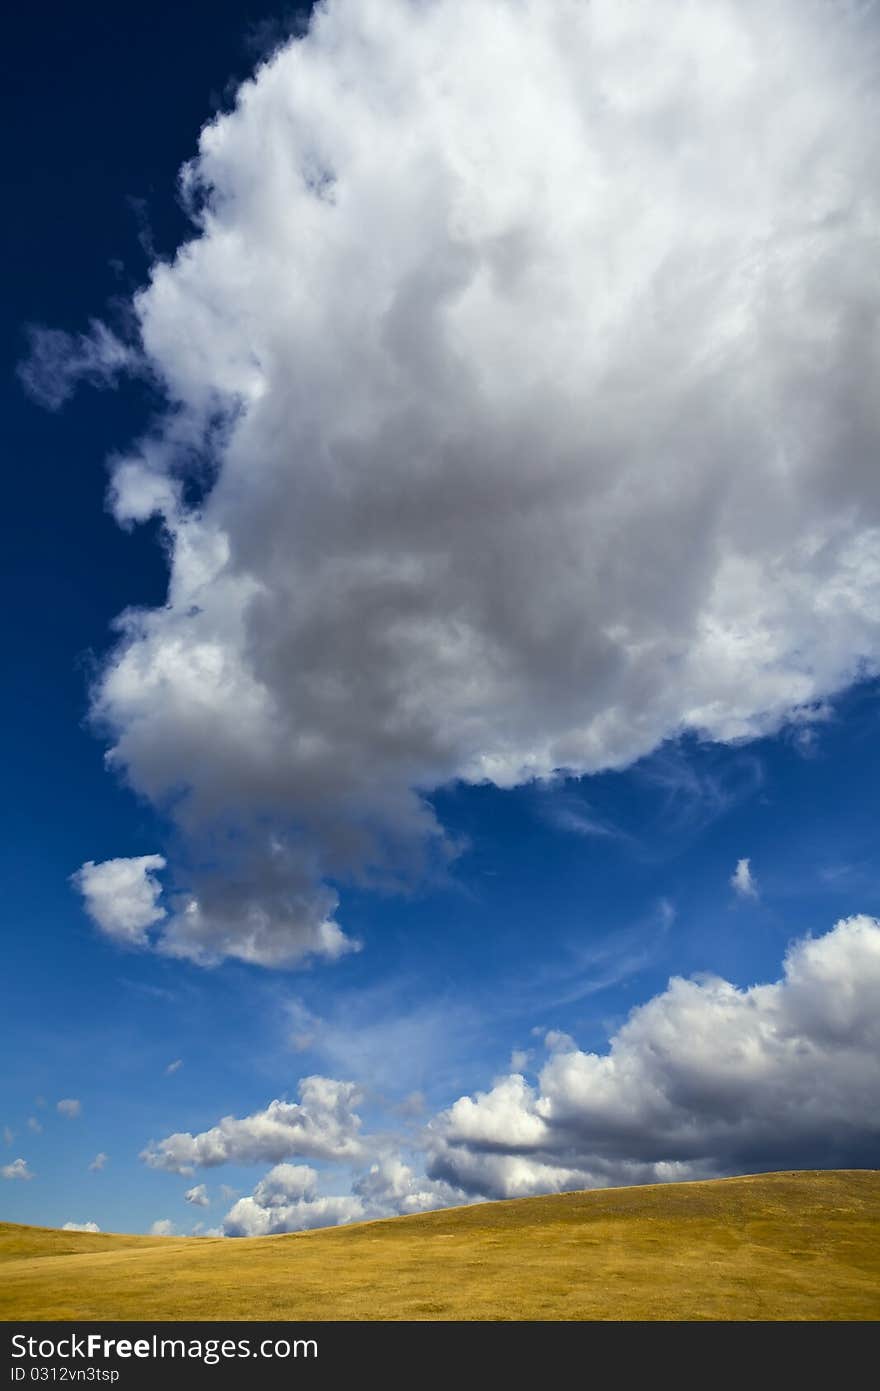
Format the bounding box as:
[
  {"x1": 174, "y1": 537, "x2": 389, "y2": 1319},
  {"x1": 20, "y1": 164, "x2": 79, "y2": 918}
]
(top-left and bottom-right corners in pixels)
[{"x1": 3, "y1": 1, "x2": 880, "y2": 1237}]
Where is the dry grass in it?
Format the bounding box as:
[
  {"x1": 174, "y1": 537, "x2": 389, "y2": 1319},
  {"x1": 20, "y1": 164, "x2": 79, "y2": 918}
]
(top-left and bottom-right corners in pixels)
[{"x1": 2, "y1": 1170, "x2": 878, "y2": 1321}]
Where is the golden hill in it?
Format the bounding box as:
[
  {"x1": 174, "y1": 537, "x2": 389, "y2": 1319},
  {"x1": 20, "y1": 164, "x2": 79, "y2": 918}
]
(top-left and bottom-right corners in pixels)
[{"x1": 2, "y1": 1170, "x2": 878, "y2": 1321}]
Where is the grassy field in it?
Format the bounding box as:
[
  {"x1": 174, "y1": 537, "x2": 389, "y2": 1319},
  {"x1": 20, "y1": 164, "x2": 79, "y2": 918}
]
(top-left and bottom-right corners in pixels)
[{"x1": 2, "y1": 1170, "x2": 878, "y2": 1321}]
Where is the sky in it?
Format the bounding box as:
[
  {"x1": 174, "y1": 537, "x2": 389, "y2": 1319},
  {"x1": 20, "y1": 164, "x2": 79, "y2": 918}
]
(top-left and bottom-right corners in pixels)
[{"x1": 2, "y1": 0, "x2": 879, "y2": 1238}]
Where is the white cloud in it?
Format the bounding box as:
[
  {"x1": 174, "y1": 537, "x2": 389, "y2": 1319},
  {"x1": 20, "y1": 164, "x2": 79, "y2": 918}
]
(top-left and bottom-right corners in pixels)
[
  {"x1": 184, "y1": 1183, "x2": 210, "y2": 1207},
  {"x1": 165, "y1": 1059, "x2": 183, "y2": 1075},
  {"x1": 2, "y1": 1158, "x2": 34, "y2": 1181},
  {"x1": 27, "y1": 1118, "x2": 42, "y2": 1134},
  {"x1": 57, "y1": 1099, "x2": 81, "y2": 1119},
  {"x1": 2, "y1": 1126, "x2": 13, "y2": 1146},
  {"x1": 142, "y1": 1076, "x2": 364, "y2": 1173},
  {"x1": 223, "y1": 1163, "x2": 364, "y2": 1236},
  {"x1": 149, "y1": 1219, "x2": 177, "y2": 1237},
  {"x1": 144, "y1": 914, "x2": 880, "y2": 1230},
  {"x1": 52, "y1": 0, "x2": 880, "y2": 967},
  {"x1": 352, "y1": 1158, "x2": 466, "y2": 1219},
  {"x1": 428, "y1": 915, "x2": 880, "y2": 1196},
  {"x1": 62, "y1": 1221, "x2": 101, "y2": 1233},
  {"x1": 730, "y1": 856, "x2": 759, "y2": 899},
  {"x1": 72, "y1": 855, "x2": 166, "y2": 948},
  {"x1": 89, "y1": 1153, "x2": 108, "y2": 1172}
]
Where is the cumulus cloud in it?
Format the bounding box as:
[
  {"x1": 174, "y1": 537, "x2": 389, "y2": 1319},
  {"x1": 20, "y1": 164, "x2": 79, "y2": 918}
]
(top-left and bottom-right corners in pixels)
[
  {"x1": 52, "y1": 0, "x2": 880, "y2": 966},
  {"x1": 62, "y1": 1221, "x2": 101, "y2": 1233},
  {"x1": 57, "y1": 1099, "x2": 81, "y2": 1119},
  {"x1": 184, "y1": 1183, "x2": 210, "y2": 1207},
  {"x1": 143, "y1": 914, "x2": 880, "y2": 1231},
  {"x1": 165, "y1": 1059, "x2": 183, "y2": 1075},
  {"x1": 730, "y1": 857, "x2": 759, "y2": 899},
  {"x1": 222, "y1": 1164, "x2": 364, "y2": 1236},
  {"x1": 351, "y1": 1158, "x2": 466, "y2": 1219},
  {"x1": 150, "y1": 1219, "x2": 177, "y2": 1236},
  {"x1": 89, "y1": 1153, "x2": 108, "y2": 1172},
  {"x1": 428, "y1": 915, "x2": 880, "y2": 1196},
  {"x1": 2, "y1": 1158, "x2": 34, "y2": 1181},
  {"x1": 27, "y1": 1118, "x2": 43, "y2": 1134},
  {"x1": 142, "y1": 1076, "x2": 364, "y2": 1173},
  {"x1": 72, "y1": 855, "x2": 166, "y2": 948},
  {"x1": 2, "y1": 1126, "x2": 13, "y2": 1146}
]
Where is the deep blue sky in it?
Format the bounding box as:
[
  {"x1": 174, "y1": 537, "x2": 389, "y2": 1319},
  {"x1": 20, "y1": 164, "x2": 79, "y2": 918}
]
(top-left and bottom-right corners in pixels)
[{"x1": 2, "y1": 1, "x2": 879, "y2": 1236}]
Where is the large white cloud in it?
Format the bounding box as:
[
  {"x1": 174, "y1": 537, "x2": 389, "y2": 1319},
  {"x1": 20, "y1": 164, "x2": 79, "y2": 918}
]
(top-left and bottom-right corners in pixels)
[
  {"x1": 142, "y1": 1076, "x2": 364, "y2": 1173},
  {"x1": 55, "y1": 0, "x2": 880, "y2": 963},
  {"x1": 428, "y1": 915, "x2": 880, "y2": 1195}
]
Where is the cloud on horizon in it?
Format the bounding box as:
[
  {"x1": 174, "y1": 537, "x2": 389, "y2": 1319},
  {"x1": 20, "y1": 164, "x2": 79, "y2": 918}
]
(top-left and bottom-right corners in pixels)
[
  {"x1": 146, "y1": 914, "x2": 880, "y2": 1232},
  {"x1": 428, "y1": 915, "x2": 880, "y2": 1196}
]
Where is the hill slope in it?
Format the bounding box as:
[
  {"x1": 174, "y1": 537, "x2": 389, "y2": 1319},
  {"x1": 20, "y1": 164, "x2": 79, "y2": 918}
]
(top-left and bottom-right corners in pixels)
[{"x1": 2, "y1": 1170, "x2": 878, "y2": 1321}]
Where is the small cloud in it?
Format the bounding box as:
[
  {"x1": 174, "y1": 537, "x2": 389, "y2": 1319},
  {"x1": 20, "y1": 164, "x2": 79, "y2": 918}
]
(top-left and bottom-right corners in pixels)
[
  {"x1": 2, "y1": 1126, "x2": 13, "y2": 1146},
  {"x1": 57, "y1": 1099, "x2": 82, "y2": 1119},
  {"x1": 72, "y1": 855, "x2": 166, "y2": 948},
  {"x1": 62, "y1": 1221, "x2": 101, "y2": 1233},
  {"x1": 34, "y1": 1097, "x2": 46, "y2": 1109},
  {"x1": 657, "y1": 897, "x2": 677, "y2": 928},
  {"x1": 219, "y1": 1184, "x2": 239, "y2": 1202},
  {"x1": 89, "y1": 1153, "x2": 108, "y2": 1172},
  {"x1": 542, "y1": 793, "x2": 628, "y2": 842},
  {"x1": 149, "y1": 1219, "x2": 177, "y2": 1237},
  {"x1": 510, "y1": 1049, "x2": 532, "y2": 1071},
  {"x1": 165, "y1": 1059, "x2": 183, "y2": 1075},
  {"x1": 2, "y1": 1158, "x2": 34, "y2": 1181},
  {"x1": 730, "y1": 857, "x2": 759, "y2": 900},
  {"x1": 27, "y1": 1117, "x2": 43, "y2": 1134},
  {"x1": 544, "y1": 1030, "x2": 577, "y2": 1053},
  {"x1": 184, "y1": 1184, "x2": 210, "y2": 1208},
  {"x1": 18, "y1": 319, "x2": 139, "y2": 410}
]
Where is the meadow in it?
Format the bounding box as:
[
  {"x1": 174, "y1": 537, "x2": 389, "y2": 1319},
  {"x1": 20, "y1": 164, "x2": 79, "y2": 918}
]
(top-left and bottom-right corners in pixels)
[{"x1": 2, "y1": 1170, "x2": 878, "y2": 1321}]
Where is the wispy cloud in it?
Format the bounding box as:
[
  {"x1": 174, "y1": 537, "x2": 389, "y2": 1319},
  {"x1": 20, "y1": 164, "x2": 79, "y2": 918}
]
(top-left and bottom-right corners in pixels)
[
  {"x1": 17, "y1": 320, "x2": 140, "y2": 410},
  {"x1": 540, "y1": 792, "x2": 629, "y2": 843}
]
